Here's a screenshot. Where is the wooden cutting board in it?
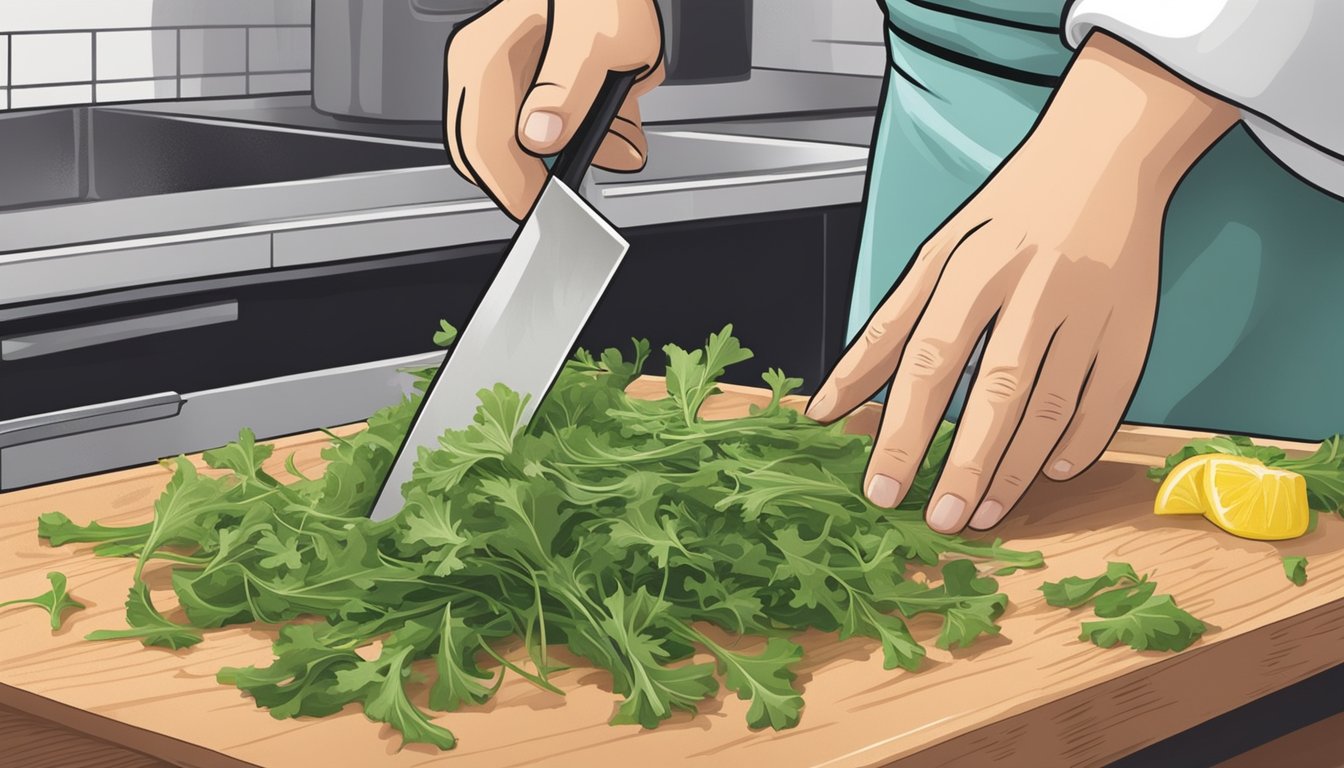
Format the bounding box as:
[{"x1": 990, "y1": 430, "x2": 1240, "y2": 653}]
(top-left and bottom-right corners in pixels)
[{"x1": 1, "y1": 377, "x2": 1342, "y2": 768}]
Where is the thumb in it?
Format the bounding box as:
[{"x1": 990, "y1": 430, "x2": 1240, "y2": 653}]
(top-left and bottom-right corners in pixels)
[{"x1": 517, "y1": 30, "x2": 609, "y2": 157}]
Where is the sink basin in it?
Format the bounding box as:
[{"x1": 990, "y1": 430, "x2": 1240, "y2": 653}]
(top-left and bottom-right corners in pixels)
[
  {"x1": 0, "y1": 108, "x2": 451, "y2": 212},
  {"x1": 0, "y1": 108, "x2": 480, "y2": 255},
  {"x1": 0, "y1": 105, "x2": 869, "y2": 306}
]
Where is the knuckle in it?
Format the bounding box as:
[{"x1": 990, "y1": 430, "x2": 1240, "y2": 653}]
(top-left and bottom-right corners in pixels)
[
  {"x1": 905, "y1": 339, "x2": 952, "y2": 381},
  {"x1": 916, "y1": 241, "x2": 944, "y2": 266},
  {"x1": 1028, "y1": 389, "x2": 1074, "y2": 424},
  {"x1": 875, "y1": 444, "x2": 918, "y2": 470},
  {"x1": 996, "y1": 470, "x2": 1030, "y2": 491},
  {"x1": 947, "y1": 459, "x2": 988, "y2": 481},
  {"x1": 863, "y1": 316, "x2": 897, "y2": 345},
  {"x1": 979, "y1": 366, "x2": 1025, "y2": 404}
]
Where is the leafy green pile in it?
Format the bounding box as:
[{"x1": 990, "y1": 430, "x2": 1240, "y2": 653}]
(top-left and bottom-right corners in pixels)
[
  {"x1": 1041, "y1": 562, "x2": 1206, "y2": 652},
  {"x1": 38, "y1": 326, "x2": 1043, "y2": 750},
  {"x1": 1150, "y1": 434, "x2": 1344, "y2": 515}
]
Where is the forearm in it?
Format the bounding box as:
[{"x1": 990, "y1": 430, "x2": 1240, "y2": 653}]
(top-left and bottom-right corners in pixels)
[{"x1": 1021, "y1": 32, "x2": 1239, "y2": 198}]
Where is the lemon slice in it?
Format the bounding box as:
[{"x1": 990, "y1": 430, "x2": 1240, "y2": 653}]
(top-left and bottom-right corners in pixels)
[
  {"x1": 1154, "y1": 454, "x2": 1261, "y2": 516},
  {"x1": 1203, "y1": 456, "x2": 1310, "y2": 540}
]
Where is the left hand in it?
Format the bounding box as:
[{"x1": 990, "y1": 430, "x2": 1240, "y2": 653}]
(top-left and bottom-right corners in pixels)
[{"x1": 806, "y1": 32, "x2": 1238, "y2": 534}]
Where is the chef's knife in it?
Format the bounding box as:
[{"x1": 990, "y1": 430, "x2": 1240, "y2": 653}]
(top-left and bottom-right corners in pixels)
[{"x1": 367, "y1": 70, "x2": 638, "y2": 522}]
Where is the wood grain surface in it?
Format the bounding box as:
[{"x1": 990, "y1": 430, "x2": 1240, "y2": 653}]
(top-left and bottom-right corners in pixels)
[{"x1": 0, "y1": 378, "x2": 1341, "y2": 768}]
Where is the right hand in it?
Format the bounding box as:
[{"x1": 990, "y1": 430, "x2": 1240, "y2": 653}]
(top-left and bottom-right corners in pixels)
[{"x1": 444, "y1": 0, "x2": 666, "y2": 220}]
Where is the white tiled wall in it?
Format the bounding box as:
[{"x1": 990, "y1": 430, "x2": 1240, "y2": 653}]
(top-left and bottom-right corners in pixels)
[{"x1": 0, "y1": 0, "x2": 312, "y2": 112}]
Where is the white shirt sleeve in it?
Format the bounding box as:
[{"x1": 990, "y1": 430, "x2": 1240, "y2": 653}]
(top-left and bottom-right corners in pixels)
[{"x1": 1062, "y1": 0, "x2": 1344, "y2": 196}]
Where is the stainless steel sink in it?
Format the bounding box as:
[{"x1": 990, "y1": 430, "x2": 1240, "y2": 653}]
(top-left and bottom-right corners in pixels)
[
  {"x1": 0, "y1": 108, "x2": 451, "y2": 213},
  {"x1": 0, "y1": 106, "x2": 869, "y2": 305}
]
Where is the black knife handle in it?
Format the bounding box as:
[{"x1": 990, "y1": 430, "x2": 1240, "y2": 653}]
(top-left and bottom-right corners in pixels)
[{"x1": 550, "y1": 69, "x2": 641, "y2": 191}]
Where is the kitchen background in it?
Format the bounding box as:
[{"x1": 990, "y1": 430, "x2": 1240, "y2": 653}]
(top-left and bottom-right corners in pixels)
[
  {"x1": 1, "y1": 4, "x2": 1341, "y2": 766},
  {"x1": 0, "y1": 0, "x2": 888, "y2": 495},
  {"x1": 0, "y1": 0, "x2": 885, "y2": 112}
]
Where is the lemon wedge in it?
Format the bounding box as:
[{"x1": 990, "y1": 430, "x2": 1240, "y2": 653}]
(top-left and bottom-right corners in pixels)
[
  {"x1": 1203, "y1": 456, "x2": 1310, "y2": 540},
  {"x1": 1154, "y1": 454, "x2": 1260, "y2": 516},
  {"x1": 1155, "y1": 453, "x2": 1310, "y2": 540}
]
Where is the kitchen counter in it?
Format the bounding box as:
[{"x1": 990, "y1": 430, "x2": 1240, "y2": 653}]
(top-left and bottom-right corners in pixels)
[
  {"x1": 0, "y1": 93, "x2": 876, "y2": 306},
  {"x1": 1, "y1": 380, "x2": 1342, "y2": 767}
]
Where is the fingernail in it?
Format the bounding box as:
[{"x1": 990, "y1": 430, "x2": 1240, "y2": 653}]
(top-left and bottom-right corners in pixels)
[
  {"x1": 968, "y1": 500, "x2": 1004, "y2": 530},
  {"x1": 805, "y1": 390, "x2": 834, "y2": 420},
  {"x1": 523, "y1": 111, "x2": 563, "y2": 146},
  {"x1": 1051, "y1": 459, "x2": 1073, "y2": 476},
  {"x1": 866, "y1": 475, "x2": 902, "y2": 508},
  {"x1": 928, "y1": 494, "x2": 967, "y2": 532}
]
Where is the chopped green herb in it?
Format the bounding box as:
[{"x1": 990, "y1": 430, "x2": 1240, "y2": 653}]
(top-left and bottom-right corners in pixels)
[
  {"x1": 1080, "y1": 595, "x2": 1207, "y2": 653},
  {"x1": 1282, "y1": 555, "x2": 1309, "y2": 587},
  {"x1": 432, "y1": 320, "x2": 459, "y2": 349},
  {"x1": 1040, "y1": 561, "x2": 1141, "y2": 608},
  {"x1": 0, "y1": 571, "x2": 85, "y2": 631},
  {"x1": 36, "y1": 325, "x2": 1044, "y2": 749},
  {"x1": 1041, "y1": 562, "x2": 1205, "y2": 653}
]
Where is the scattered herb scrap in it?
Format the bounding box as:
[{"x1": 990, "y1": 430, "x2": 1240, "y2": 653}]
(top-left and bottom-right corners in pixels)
[
  {"x1": 1039, "y1": 561, "x2": 1141, "y2": 608},
  {"x1": 1041, "y1": 562, "x2": 1206, "y2": 652},
  {"x1": 0, "y1": 571, "x2": 85, "y2": 631},
  {"x1": 1080, "y1": 594, "x2": 1207, "y2": 653},
  {"x1": 1150, "y1": 434, "x2": 1344, "y2": 514},
  {"x1": 1282, "y1": 556, "x2": 1309, "y2": 587},
  {"x1": 432, "y1": 320, "x2": 459, "y2": 349},
  {"x1": 36, "y1": 325, "x2": 1044, "y2": 750}
]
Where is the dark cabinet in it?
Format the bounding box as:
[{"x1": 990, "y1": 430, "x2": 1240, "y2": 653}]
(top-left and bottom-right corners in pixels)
[{"x1": 0, "y1": 205, "x2": 862, "y2": 422}]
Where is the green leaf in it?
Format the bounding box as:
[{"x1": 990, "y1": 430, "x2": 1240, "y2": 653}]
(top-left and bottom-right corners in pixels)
[
  {"x1": 37, "y1": 511, "x2": 152, "y2": 548},
  {"x1": 335, "y1": 642, "x2": 457, "y2": 750},
  {"x1": 600, "y1": 591, "x2": 718, "y2": 729},
  {"x1": 433, "y1": 320, "x2": 459, "y2": 349},
  {"x1": 932, "y1": 560, "x2": 1007, "y2": 650},
  {"x1": 203, "y1": 428, "x2": 276, "y2": 490},
  {"x1": 0, "y1": 571, "x2": 85, "y2": 630},
  {"x1": 1080, "y1": 595, "x2": 1206, "y2": 652},
  {"x1": 219, "y1": 624, "x2": 364, "y2": 719},
  {"x1": 429, "y1": 606, "x2": 500, "y2": 712},
  {"x1": 663, "y1": 325, "x2": 753, "y2": 424},
  {"x1": 860, "y1": 606, "x2": 926, "y2": 671},
  {"x1": 86, "y1": 582, "x2": 203, "y2": 649},
  {"x1": 1040, "y1": 562, "x2": 1142, "y2": 608},
  {"x1": 700, "y1": 635, "x2": 804, "y2": 730},
  {"x1": 134, "y1": 458, "x2": 242, "y2": 580},
  {"x1": 1282, "y1": 556, "x2": 1309, "y2": 587},
  {"x1": 1092, "y1": 581, "x2": 1158, "y2": 618}
]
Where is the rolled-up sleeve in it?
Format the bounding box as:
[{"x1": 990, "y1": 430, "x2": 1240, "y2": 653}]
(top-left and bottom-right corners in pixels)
[{"x1": 1063, "y1": 0, "x2": 1344, "y2": 195}]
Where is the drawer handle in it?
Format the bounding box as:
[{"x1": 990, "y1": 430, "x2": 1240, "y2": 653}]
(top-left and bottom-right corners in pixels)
[
  {"x1": 0, "y1": 301, "x2": 239, "y2": 362},
  {"x1": 0, "y1": 392, "x2": 183, "y2": 449}
]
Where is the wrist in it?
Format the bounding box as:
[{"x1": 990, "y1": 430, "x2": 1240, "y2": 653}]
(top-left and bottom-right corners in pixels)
[{"x1": 1020, "y1": 31, "x2": 1238, "y2": 199}]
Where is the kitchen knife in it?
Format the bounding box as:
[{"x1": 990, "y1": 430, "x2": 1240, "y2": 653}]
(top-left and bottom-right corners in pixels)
[{"x1": 366, "y1": 69, "x2": 639, "y2": 522}]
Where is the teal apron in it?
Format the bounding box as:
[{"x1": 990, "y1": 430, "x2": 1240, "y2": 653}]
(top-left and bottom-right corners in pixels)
[{"x1": 852, "y1": 0, "x2": 1344, "y2": 441}]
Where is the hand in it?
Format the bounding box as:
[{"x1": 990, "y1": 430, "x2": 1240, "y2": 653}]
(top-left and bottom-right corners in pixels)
[
  {"x1": 444, "y1": 0, "x2": 665, "y2": 220},
  {"x1": 807, "y1": 32, "x2": 1238, "y2": 534}
]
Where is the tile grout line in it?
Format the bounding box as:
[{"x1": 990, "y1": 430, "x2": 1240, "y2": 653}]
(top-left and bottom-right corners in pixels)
[
  {"x1": 175, "y1": 27, "x2": 183, "y2": 99},
  {"x1": 2, "y1": 23, "x2": 314, "y2": 110},
  {"x1": 244, "y1": 26, "x2": 252, "y2": 96},
  {"x1": 6, "y1": 70, "x2": 308, "y2": 91},
  {"x1": 1, "y1": 24, "x2": 310, "y2": 37},
  {"x1": 90, "y1": 30, "x2": 98, "y2": 103}
]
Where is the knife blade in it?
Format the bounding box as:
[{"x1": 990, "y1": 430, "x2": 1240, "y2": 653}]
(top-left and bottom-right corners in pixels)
[{"x1": 367, "y1": 70, "x2": 639, "y2": 522}]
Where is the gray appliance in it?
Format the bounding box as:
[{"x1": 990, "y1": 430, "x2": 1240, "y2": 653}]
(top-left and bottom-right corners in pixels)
[{"x1": 311, "y1": 0, "x2": 753, "y2": 121}]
